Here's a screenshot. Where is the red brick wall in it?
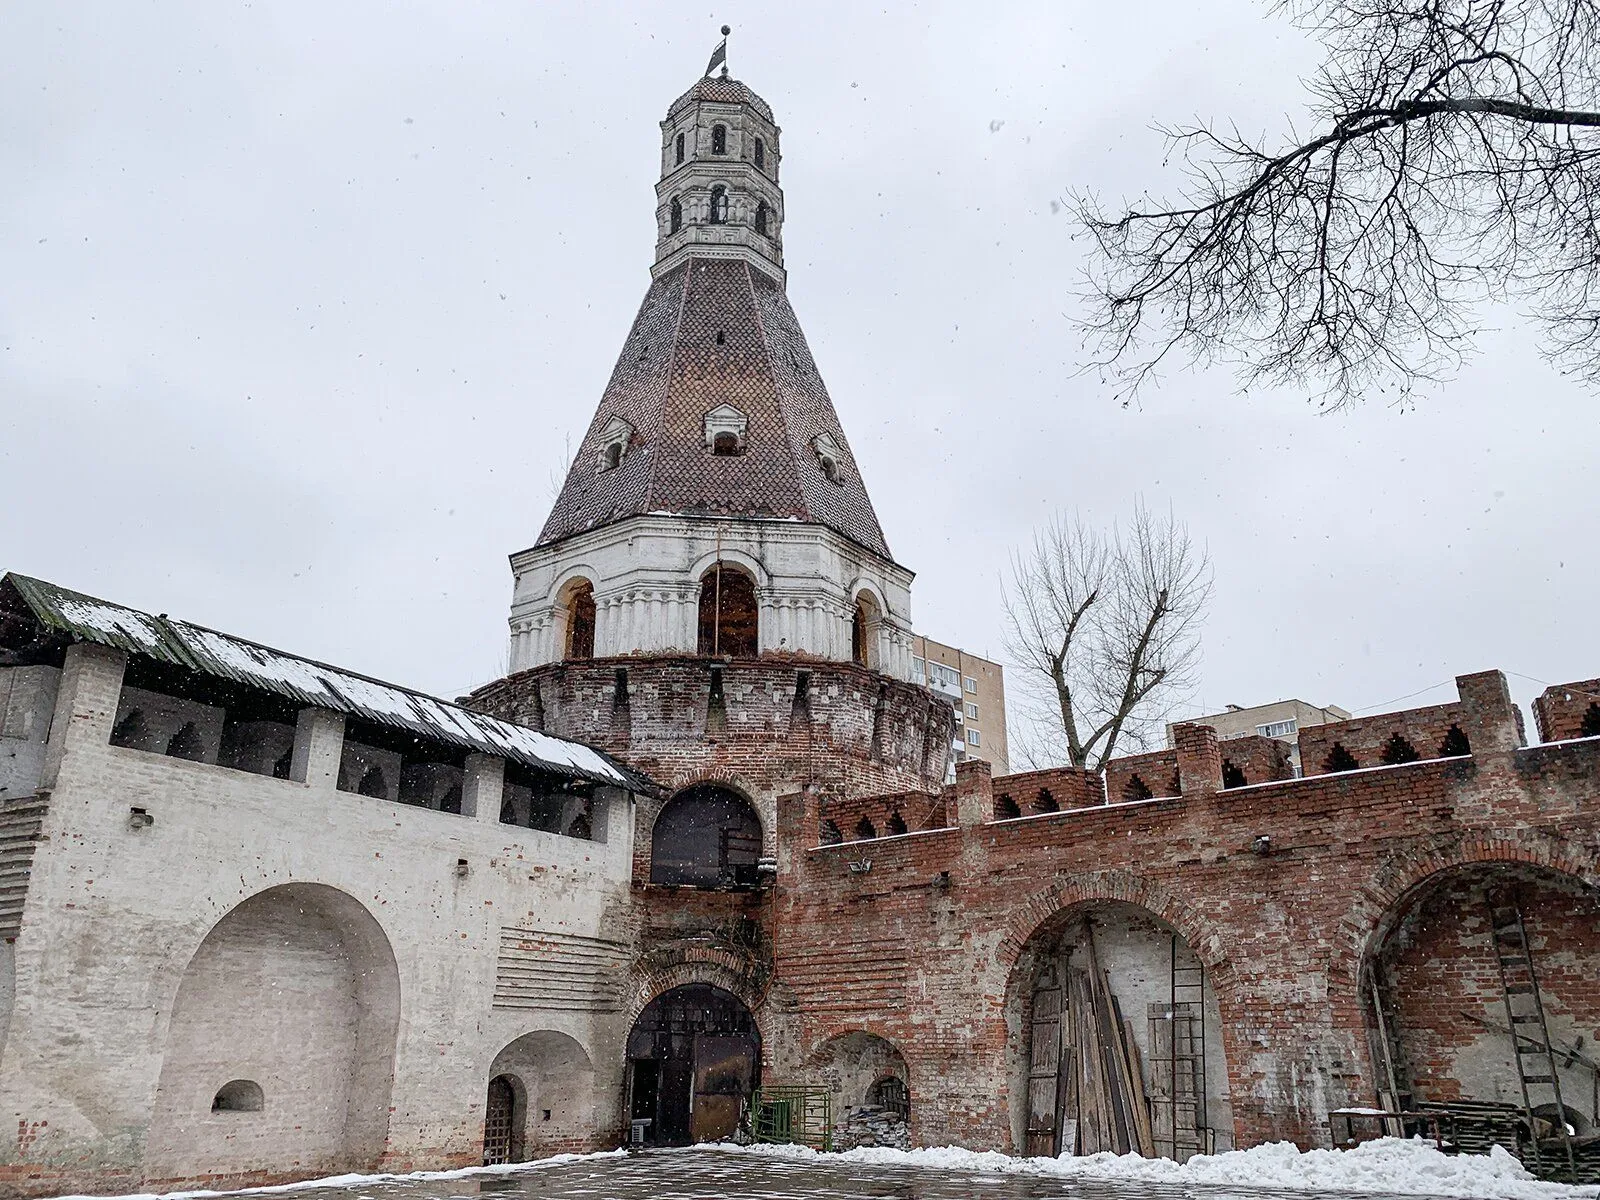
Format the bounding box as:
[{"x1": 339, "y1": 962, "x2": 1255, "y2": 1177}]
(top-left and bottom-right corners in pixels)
[
  {"x1": 1533, "y1": 679, "x2": 1600, "y2": 743},
  {"x1": 1106, "y1": 749, "x2": 1181, "y2": 803},
  {"x1": 990, "y1": 766, "x2": 1101, "y2": 816},
  {"x1": 1298, "y1": 702, "x2": 1469, "y2": 776}
]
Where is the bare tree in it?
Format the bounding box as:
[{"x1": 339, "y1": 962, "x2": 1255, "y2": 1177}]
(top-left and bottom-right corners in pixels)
[
  {"x1": 1003, "y1": 506, "x2": 1212, "y2": 772},
  {"x1": 1077, "y1": 0, "x2": 1600, "y2": 407}
]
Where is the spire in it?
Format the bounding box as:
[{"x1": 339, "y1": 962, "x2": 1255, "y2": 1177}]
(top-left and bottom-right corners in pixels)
[
  {"x1": 530, "y1": 68, "x2": 892, "y2": 561},
  {"x1": 705, "y1": 25, "x2": 730, "y2": 77}
]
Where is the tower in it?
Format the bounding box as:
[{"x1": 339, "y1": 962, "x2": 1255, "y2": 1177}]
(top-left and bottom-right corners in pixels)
[{"x1": 504, "y1": 64, "x2": 915, "y2": 680}]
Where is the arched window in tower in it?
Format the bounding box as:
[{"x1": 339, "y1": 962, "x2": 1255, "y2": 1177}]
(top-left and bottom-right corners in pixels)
[
  {"x1": 754, "y1": 137, "x2": 765, "y2": 170},
  {"x1": 675, "y1": 131, "x2": 685, "y2": 164},
  {"x1": 698, "y1": 565, "x2": 759, "y2": 658},
  {"x1": 709, "y1": 185, "x2": 729, "y2": 224},
  {"x1": 559, "y1": 578, "x2": 596, "y2": 659},
  {"x1": 754, "y1": 201, "x2": 768, "y2": 236},
  {"x1": 851, "y1": 592, "x2": 881, "y2": 669},
  {"x1": 712, "y1": 431, "x2": 739, "y2": 456},
  {"x1": 670, "y1": 197, "x2": 682, "y2": 234},
  {"x1": 711, "y1": 123, "x2": 727, "y2": 155}
]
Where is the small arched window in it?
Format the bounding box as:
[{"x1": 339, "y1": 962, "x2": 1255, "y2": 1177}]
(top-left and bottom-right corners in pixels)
[
  {"x1": 711, "y1": 124, "x2": 727, "y2": 154},
  {"x1": 670, "y1": 197, "x2": 682, "y2": 234},
  {"x1": 754, "y1": 201, "x2": 768, "y2": 236},
  {"x1": 995, "y1": 794, "x2": 1021, "y2": 820},
  {"x1": 1034, "y1": 788, "x2": 1059, "y2": 814},
  {"x1": 820, "y1": 819, "x2": 843, "y2": 845},
  {"x1": 603, "y1": 442, "x2": 623, "y2": 471},
  {"x1": 709, "y1": 185, "x2": 729, "y2": 224},
  {"x1": 886, "y1": 811, "x2": 908, "y2": 836},
  {"x1": 754, "y1": 137, "x2": 765, "y2": 170},
  {"x1": 855, "y1": 816, "x2": 877, "y2": 840},
  {"x1": 712, "y1": 431, "x2": 739, "y2": 456},
  {"x1": 675, "y1": 131, "x2": 685, "y2": 164},
  {"x1": 564, "y1": 579, "x2": 596, "y2": 659}
]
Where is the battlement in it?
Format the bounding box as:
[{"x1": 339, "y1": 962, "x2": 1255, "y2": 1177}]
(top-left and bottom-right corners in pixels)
[{"x1": 831, "y1": 668, "x2": 1578, "y2": 844}]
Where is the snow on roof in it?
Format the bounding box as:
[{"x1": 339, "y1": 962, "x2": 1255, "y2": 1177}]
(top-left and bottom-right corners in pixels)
[{"x1": 3, "y1": 573, "x2": 652, "y2": 792}]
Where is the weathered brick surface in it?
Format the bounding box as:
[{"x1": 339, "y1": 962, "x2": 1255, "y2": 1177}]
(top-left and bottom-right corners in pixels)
[{"x1": 1533, "y1": 678, "x2": 1600, "y2": 743}]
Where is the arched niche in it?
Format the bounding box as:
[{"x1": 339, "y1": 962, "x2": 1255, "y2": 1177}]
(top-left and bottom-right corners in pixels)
[
  {"x1": 144, "y1": 884, "x2": 400, "y2": 1180},
  {"x1": 626, "y1": 983, "x2": 757, "y2": 1146},
  {"x1": 482, "y1": 1031, "x2": 595, "y2": 1165},
  {"x1": 1361, "y1": 862, "x2": 1600, "y2": 1145},
  {"x1": 650, "y1": 783, "x2": 762, "y2": 889},
  {"x1": 555, "y1": 576, "x2": 596, "y2": 660},
  {"x1": 697, "y1": 565, "x2": 759, "y2": 658},
  {"x1": 1007, "y1": 900, "x2": 1231, "y2": 1162},
  {"x1": 851, "y1": 590, "x2": 883, "y2": 670},
  {"x1": 805, "y1": 1030, "x2": 911, "y2": 1149}
]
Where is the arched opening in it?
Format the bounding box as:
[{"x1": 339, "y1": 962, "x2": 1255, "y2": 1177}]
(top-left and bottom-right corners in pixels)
[
  {"x1": 1323, "y1": 743, "x2": 1359, "y2": 773},
  {"x1": 754, "y1": 137, "x2": 765, "y2": 170},
  {"x1": 1440, "y1": 724, "x2": 1472, "y2": 757},
  {"x1": 1009, "y1": 901, "x2": 1231, "y2": 1161},
  {"x1": 1582, "y1": 703, "x2": 1600, "y2": 738},
  {"x1": 995, "y1": 793, "x2": 1021, "y2": 820},
  {"x1": 146, "y1": 884, "x2": 400, "y2": 1179},
  {"x1": 886, "y1": 811, "x2": 908, "y2": 836},
  {"x1": 1380, "y1": 733, "x2": 1422, "y2": 765},
  {"x1": 854, "y1": 816, "x2": 877, "y2": 840},
  {"x1": 709, "y1": 184, "x2": 729, "y2": 224},
  {"x1": 819, "y1": 819, "x2": 843, "y2": 845},
  {"x1": 558, "y1": 578, "x2": 596, "y2": 660},
  {"x1": 483, "y1": 1031, "x2": 594, "y2": 1165},
  {"x1": 1360, "y1": 863, "x2": 1600, "y2": 1165},
  {"x1": 1122, "y1": 774, "x2": 1154, "y2": 803},
  {"x1": 650, "y1": 783, "x2": 762, "y2": 888},
  {"x1": 674, "y1": 131, "x2": 685, "y2": 164},
  {"x1": 669, "y1": 197, "x2": 682, "y2": 234},
  {"x1": 851, "y1": 592, "x2": 881, "y2": 669},
  {"x1": 711, "y1": 123, "x2": 727, "y2": 154},
  {"x1": 712, "y1": 430, "x2": 739, "y2": 456},
  {"x1": 754, "y1": 201, "x2": 768, "y2": 236},
  {"x1": 1034, "y1": 789, "x2": 1058, "y2": 814},
  {"x1": 697, "y1": 565, "x2": 758, "y2": 658},
  {"x1": 627, "y1": 984, "x2": 757, "y2": 1146},
  {"x1": 805, "y1": 1031, "x2": 911, "y2": 1150},
  {"x1": 211, "y1": 1079, "x2": 264, "y2": 1113}
]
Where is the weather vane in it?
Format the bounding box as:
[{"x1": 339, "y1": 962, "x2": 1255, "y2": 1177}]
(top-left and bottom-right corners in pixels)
[{"x1": 706, "y1": 24, "x2": 730, "y2": 77}]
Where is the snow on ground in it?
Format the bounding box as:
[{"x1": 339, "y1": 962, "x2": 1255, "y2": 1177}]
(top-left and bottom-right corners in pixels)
[
  {"x1": 47, "y1": 1149, "x2": 628, "y2": 1200},
  {"x1": 718, "y1": 1137, "x2": 1600, "y2": 1199}
]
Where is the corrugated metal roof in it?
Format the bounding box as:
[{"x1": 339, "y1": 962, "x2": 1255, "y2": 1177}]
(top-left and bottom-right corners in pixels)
[{"x1": 2, "y1": 573, "x2": 652, "y2": 793}]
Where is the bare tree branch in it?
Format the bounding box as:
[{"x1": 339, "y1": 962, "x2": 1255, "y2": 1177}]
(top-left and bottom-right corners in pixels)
[
  {"x1": 1003, "y1": 505, "x2": 1212, "y2": 772},
  {"x1": 1076, "y1": 0, "x2": 1600, "y2": 407}
]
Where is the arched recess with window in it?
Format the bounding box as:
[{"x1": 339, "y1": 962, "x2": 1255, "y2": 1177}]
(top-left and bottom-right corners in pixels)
[
  {"x1": 754, "y1": 201, "x2": 769, "y2": 236},
  {"x1": 669, "y1": 196, "x2": 683, "y2": 234},
  {"x1": 851, "y1": 588, "x2": 884, "y2": 670},
  {"x1": 698, "y1": 565, "x2": 759, "y2": 658},
  {"x1": 553, "y1": 575, "x2": 597, "y2": 660},
  {"x1": 481, "y1": 1031, "x2": 594, "y2": 1165},
  {"x1": 145, "y1": 883, "x2": 400, "y2": 1180},
  {"x1": 804, "y1": 1031, "x2": 911, "y2": 1149},
  {"x1": 649, "y1": 783, "x2": 763, "y2": 888},
  {"x1": 708, "y1": 184, "x2": 729, "y2": 224}
]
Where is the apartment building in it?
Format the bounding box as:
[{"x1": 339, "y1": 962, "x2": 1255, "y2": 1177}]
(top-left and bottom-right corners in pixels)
[
  {"x1": 912, "y1": 634, "x2": 1010, "y2": 776},
  {"x1": 1168, "y1": 697, "x2": 1351, "y2": 774}
]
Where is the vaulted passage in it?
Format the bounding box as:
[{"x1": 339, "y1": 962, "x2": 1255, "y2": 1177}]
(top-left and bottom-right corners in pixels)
[
  {"x1": 698, "y1": 565, "x2": 759, "y2": 657},
  {"x1": 650, "y1": 784, "x2": 762, "y2": 888},
  {"x1": 145, "y1": 884, "x2": 400, "y2": 1181},
  {"x1": 1363, "y1": 864, "x2": 1600, "y2": 1168},
  {"x1": 482, "y1": 1031, "x2": 594, "y2": 1164},
  {"x1": 806, "y1": 1031, "x2": 911, "y2": 1149},
  {"x1": 1010, "y1": 902, "x2": 1231, "y2": 1162},
  {"x1": 626, "y1": 984, "x2": 758, "y2": 1146}
]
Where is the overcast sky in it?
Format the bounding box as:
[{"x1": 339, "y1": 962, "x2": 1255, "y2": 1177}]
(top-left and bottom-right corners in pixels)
[{"x1": 3, "y1": 2, "x2": 1594, "y2": 743}]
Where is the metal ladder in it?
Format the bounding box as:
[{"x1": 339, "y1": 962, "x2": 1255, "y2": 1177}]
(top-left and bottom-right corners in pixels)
[
  {"x1": 1167, "y1": 934, "x2": 1209, "y2": 1160},
  {"x1": 1486, "y1": 889, "x2": 1577, "y2": 1180}
]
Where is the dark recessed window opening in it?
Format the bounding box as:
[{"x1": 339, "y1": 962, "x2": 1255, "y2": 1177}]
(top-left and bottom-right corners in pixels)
[
  {"x1": 754, "y1": 201, "x2": 768, "y2": 236},
  {"x1": 212, "y1": 1079, "x2": 264, "y2": 1113},
  {"x1": 650, "y1": 784, "x2": 762, "y2": 887},
  {"x1": 855, "y1": 816, "x2": 877, "y2": 840},
  {"x1": 697, "y1": 565, "x2": 758, "y2": 657},
  {"x1": 712, "y1": 431, "x2": 739, "y2": 456},
  {"x1": 711, "y1": 123, "x2": 726, "y2": 154},
  {"x1": 603, "y1": 442, "x2": 623, "y2": 470},
  {"x1": 674, "y1": 131, "x2": 685, "y2": 164},
  {"x1": 669, "y1": 197, "x2": 682, "y2": 233},
  {"x1": 709, "y1": 185, "x2": 728, "y2": 224},
  {"x1": 754, "y1": 137, "x2": 765, "y2": 170}
]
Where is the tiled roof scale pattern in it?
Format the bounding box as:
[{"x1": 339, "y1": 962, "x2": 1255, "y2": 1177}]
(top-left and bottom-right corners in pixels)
[
  {"x1": 534, "y1": 257, "x2": 893, "y2": 559},
  {"x1": 667, "y1": 74, "x2": 775, "y2": 122}
]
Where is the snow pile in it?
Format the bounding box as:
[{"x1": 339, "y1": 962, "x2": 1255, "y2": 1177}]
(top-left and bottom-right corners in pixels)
[
  {"x1": 50, "y1": 1149, "x2": 627, "y2": 1200},
  {"x1": 718, "y1": 1137, "x2": 1600, "y2": 1199}
]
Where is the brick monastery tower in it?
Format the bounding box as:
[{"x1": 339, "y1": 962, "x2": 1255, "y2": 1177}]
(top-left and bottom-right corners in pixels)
[{"x1": 469, "y1": 57, "x2": 957, "y2": 1147}]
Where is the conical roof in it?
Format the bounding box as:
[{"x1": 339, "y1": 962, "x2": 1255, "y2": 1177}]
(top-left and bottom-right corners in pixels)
[{"x1": 534, "y1": 257, "x2": 892, "y2": 559}]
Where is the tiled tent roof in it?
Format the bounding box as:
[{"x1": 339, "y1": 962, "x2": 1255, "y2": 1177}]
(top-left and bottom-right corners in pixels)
[
  {"x1": 534, "y1": 258, "x2": 893, "y2": 560},
  {"x1": 667, "y1": 75, "x2": 775, "y2": 123},
  {"x1": 0, "y1": 573, "x2": 655, "y2": 792}
]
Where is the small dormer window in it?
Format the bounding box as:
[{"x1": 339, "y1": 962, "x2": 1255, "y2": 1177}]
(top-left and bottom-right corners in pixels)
[
  {"x1": 754, "y1": 202, "x2": 768, "y2": 236},
  {"x1": 675, "y1": 132, "x2": 685, "y2": 165},
  {"x1": 754, "y1": 137, "x2": 765, "y2": 170},
  {"x1": 711, "y1": 124, "x2": 727, "y2": 155},
  {"x1": 670, "y1": 197, "x2": 682, "y2": 234},
  {"x1": 813, "y1": 433, "x2": 846, "y2": 484},
  {"x1": 596, "y1": 415, "x2": 634, "y2": 473},
  {"x1": 704, "y1": 403, "x2": 748, "y2": 455},
  {"x1": 709, "y1": 185, "x2": 729, "y2": 224}
]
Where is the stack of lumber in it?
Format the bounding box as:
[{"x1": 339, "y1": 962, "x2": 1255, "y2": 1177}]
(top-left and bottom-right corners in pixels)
[{"x1": 1060, "y1": 927, "x2": 1156, "y2": 1157}]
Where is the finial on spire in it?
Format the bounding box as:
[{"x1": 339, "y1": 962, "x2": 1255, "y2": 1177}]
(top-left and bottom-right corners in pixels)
[{"x1": 706, "y1": 25, "x2": 730, "y2": 77}]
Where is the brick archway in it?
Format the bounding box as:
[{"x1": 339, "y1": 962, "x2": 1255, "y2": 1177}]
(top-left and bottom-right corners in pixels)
[
  {"x1": 1335, "y1": 832, "x2": 1600, "y2": 996},
  {"x1": 623, "y1": 959, "x2": 771, "y2": 1035}
]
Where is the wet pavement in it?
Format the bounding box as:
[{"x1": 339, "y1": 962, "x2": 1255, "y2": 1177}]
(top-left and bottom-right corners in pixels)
[{"x1": 279, "y1": 1148, "x2": 1440, "y2": 1200}]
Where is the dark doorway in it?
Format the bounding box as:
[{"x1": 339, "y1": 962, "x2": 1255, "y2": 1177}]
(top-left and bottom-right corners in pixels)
[
  {"x1": 649, "y1": 784, "x2": 762, "y2": 888},
  {"x1": 626, "y1": 984, "x2": 759, "y2": 1146},
  {"x1": 482, "y1": 1074, "x2": 516, "y2": 1165}
]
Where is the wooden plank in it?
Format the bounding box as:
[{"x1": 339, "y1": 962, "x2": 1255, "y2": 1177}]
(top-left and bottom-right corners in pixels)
[{"x1": 1124, "y1": 1016, "x2": 1156, "y2": 1156}]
